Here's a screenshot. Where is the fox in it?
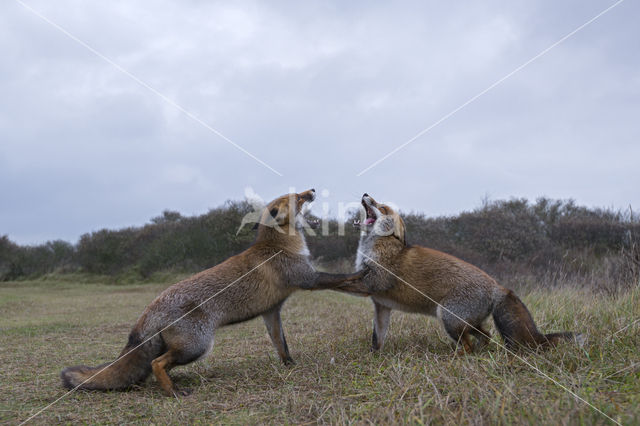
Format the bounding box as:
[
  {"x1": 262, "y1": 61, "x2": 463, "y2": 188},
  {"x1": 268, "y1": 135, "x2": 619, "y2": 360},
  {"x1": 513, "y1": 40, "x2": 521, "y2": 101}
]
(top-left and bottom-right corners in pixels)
[
  {"x1": 339, "y1": 193, "x2": 584, "y2": 354},
  {"x1": 61, "y1": 189, "x2": 366, "y2": 396}
]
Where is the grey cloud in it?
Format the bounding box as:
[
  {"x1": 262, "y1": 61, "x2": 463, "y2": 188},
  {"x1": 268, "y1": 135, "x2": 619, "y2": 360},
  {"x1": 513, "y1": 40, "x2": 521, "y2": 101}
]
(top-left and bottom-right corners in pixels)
[{"x1": 1, "y1": 0, "x2": 638, "y2": 244}]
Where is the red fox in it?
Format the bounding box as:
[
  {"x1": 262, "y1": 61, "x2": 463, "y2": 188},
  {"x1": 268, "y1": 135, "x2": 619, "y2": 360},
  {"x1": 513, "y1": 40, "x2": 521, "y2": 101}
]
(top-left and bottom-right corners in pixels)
[
  {"x1": 340, "y1": 193, "x2": 584, "y2": 353},
  {"x1": 61, "y1": 189, "x2": 365, "y2": 396}
]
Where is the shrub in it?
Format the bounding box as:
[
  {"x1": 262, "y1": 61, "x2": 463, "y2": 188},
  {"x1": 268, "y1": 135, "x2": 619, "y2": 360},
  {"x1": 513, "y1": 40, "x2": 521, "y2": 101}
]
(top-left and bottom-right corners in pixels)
[{"x1": 1, "y1": 197, "x2": 638, "y2": 292}]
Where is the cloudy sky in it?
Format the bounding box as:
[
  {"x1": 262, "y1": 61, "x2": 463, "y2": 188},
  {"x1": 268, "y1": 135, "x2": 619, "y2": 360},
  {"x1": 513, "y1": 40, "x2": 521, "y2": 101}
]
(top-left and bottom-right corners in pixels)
[{"x1": 1, "y1": 0, "x2": 638, "y2": 245}]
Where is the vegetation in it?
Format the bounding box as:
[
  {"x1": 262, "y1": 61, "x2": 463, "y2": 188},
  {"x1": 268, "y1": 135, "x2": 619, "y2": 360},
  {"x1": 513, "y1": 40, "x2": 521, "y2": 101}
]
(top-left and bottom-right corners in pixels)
[
  {"x1": 1, "y1": 197, "x2": 638, "y2": 293},
  {"x1": 1, "y1": 198, "x2": 639, "y2": 423},
  {"x1": 1, "y1": 279, "x2": 638, "y2": 424}
]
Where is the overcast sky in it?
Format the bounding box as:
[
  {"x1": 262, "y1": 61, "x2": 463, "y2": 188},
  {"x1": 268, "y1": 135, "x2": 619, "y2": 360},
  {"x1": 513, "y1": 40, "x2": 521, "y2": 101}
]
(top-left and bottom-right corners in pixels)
[{"x1": 1, "y1": 0, "x2": 638, "y2": 245}]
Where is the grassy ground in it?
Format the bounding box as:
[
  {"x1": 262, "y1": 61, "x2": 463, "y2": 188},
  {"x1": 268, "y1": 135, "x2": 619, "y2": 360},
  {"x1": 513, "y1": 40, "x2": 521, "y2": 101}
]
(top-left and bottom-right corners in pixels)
[{"x1": 1, "y1": 278, "x2": 638, "y2": 425}]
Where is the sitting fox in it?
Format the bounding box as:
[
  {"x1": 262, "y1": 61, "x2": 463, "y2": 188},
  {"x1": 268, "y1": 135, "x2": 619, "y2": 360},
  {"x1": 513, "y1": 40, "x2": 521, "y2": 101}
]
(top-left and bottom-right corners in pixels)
[
  {"x1": 61, "y1": 189, "x2": 365, "y2": 396},
  {"x1": 340, "y1": 193, "x2": 584, "y2": 353}
]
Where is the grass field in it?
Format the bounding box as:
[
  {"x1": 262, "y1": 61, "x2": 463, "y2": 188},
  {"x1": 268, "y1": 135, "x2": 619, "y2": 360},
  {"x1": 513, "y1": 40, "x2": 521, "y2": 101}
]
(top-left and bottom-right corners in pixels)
[{"x1": 1, "y1": 278, "x2": 638, "y2": 424}]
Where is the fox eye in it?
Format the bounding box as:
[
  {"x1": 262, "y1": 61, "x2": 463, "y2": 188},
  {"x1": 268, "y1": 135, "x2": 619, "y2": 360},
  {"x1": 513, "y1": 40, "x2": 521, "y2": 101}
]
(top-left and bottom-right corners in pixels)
[
  {"x1": 379, "y1": 207, "x2": 387, "y2": 214},
  {"x1": 269, "y1": 207, "x2": 279, "y2": 218}
]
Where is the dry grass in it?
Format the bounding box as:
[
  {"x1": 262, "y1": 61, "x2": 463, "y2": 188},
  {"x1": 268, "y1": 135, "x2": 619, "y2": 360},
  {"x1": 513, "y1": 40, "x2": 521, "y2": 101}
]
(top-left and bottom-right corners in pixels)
[{"x1": 1, "y1": 278, "x2": 638, "y2": 425}]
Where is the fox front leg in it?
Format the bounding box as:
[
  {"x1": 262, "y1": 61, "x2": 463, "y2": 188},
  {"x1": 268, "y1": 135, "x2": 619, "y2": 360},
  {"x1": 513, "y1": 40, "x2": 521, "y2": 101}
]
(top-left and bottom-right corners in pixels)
[
  {"x1": 302, "y1": 270, "x2": 370, "y2": 294},
  {"x1": 371, "y1": 300, "x2": 391, "y2": 351},
  {"x1": 262, "y1": 302, "x2": 294, "y2": 365},
  {"x1": 328, "y1": 275, "x2": 371, "y2": 296}
]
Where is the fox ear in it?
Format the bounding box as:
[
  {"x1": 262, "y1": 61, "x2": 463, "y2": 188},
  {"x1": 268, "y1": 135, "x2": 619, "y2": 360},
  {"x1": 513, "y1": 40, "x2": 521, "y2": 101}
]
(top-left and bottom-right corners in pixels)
[{"x1": 395, "y1": 216, "x2": 407, "y2": 245}]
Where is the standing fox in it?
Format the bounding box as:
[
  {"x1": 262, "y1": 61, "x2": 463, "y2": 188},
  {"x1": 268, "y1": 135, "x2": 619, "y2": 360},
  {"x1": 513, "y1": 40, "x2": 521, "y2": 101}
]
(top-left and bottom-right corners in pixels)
[
  {"x1": 341, "y1": 193, "x2": 584, "y2": 353},
  {"x1": 61, "y1": 189, "x2": 365, "y2": 396}
]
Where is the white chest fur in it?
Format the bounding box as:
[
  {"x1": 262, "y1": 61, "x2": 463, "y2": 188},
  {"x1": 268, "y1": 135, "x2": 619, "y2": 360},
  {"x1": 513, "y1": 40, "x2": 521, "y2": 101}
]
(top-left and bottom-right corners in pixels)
[{"x1": 355, "y1": 232, "x2": 378, "y2": 270}]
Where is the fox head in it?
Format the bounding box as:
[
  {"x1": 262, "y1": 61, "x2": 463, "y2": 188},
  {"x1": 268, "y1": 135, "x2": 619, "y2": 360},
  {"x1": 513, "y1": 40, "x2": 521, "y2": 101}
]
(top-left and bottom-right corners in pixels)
[
  {"x1": 356, "y1": 193, "x2": 406, "y2": 245},
  {"x1": 256, "y1": 188, "x2": 318, "y2": 232}
]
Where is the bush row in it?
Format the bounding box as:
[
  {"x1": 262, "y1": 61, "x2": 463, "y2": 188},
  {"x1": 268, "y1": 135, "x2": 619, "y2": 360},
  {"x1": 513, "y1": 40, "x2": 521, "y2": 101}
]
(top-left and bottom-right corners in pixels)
[{"x1": 1, "y1": 198, "x2": 638, "y2": 289}]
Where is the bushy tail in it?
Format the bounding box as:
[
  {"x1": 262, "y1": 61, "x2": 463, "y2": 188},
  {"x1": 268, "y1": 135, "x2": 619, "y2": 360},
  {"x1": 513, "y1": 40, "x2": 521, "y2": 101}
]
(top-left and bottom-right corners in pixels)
[
  {"x1": 492, "y1": 290, "x2": 584, "y2": 349},
  {"x1": 61, "y1": 331, "x2": 163, "y2": 391}
]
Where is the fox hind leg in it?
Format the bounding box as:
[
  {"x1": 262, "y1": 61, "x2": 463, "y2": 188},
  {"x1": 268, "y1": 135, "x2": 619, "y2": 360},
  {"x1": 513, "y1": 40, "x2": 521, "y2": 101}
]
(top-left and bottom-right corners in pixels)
[
  {"x1": 438, "y1": 306, "x2": 476, "y2": 354},
  {"x1": 153, "y1": 326, "x2": 214, "y2": 397},
  {"x1": 151, "y1": 350, "x2": 187, "y2": 397},
  {"x1": 442, "y1": 322, "x2": 474, "y2": 355},
  {"x1": 470, "y1": 325, "x2": 491, "y2": 351}
]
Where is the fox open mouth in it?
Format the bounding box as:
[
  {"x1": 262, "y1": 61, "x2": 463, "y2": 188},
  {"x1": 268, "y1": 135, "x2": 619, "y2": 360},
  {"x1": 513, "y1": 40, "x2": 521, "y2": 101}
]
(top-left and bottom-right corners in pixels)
[
  {"x1": 305, "y1": 213, "x2": 320, "y2": 229},
  {"x1": 352, "y1": 199, "x2": 377, "y2": 228},
  {"x1": 299, "y1": 199, "x2": 319, "y2": 229},
  {"x1": 364, "y1": 202, "x2": 377, "y2": 225}
]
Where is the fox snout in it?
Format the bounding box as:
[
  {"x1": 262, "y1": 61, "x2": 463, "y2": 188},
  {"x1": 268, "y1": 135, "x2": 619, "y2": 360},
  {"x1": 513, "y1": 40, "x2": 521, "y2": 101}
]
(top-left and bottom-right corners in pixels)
[
  {"x1": 300, "y1": 188, "x2": 316, "y2": 202},
  {"x1": 362, "y1": 193, "x2": 377, "y2": 207}
]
